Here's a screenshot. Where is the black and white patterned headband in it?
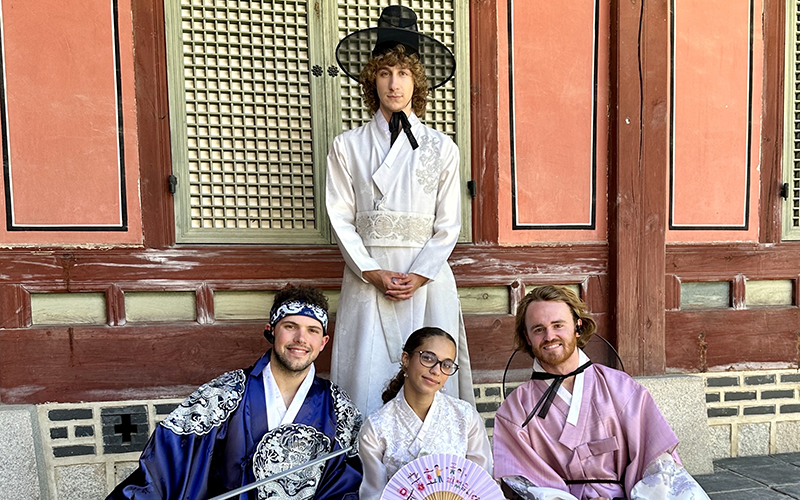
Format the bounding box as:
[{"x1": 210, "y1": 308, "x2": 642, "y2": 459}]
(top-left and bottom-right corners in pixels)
[{"x1": 269, "y1": 299, "x2": 328, "y2": 332}]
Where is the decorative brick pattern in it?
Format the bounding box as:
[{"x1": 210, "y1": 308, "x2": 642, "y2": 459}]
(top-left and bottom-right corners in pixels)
[
  {"x1": 53, "y1": 445, "x2": 95, "y2": 458},
  {"x1": 782, "y1": 404, "x2": 800, "y2": 414},
  {"x1": 473, "y1": 382, "x2": 522, "y2": 438},
  {"x1": 50, "y1": 427, "x2": 68, "y2": 439},
  {"x1": 742, "y1": 405, "x2": 775, "y2": 416},
  {"x1": 155, "y1": 403, "x2": 179, "y2": 415},
  {"x1": 49, "y1": 408, "x2": 93, "y2": 421},
  {"x1": 37, "y1": 398, "x2": 184, "y2": 469},
  {"x1": 708, "y1": 407, "x2": 738, "y2": 418},
  {"x1": 704, "y1": 369, "x2": 800, "y2": 457},
  {"x1": 724, "y1": 391, "x2": 756, "y2": 401},
  {"x1": 762, "y1": 390, "x2": 795, "y2": 399},
  {"x1": 744, "y1": 375, "x2": 775, "y2": 385},
  {"x1": 102, "y1": 406, "x2": 149, "y2": 454},
  {"x1": 706, "y1": 376, "x2": 740, "y2": 387}
]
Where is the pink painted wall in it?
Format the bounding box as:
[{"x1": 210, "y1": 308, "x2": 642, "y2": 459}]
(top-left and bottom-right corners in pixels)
[
  {"x1": 0, "y1": 0, "x2": 141, "y2": 245},
  {"x1": 667, "y1": 0, "x2": 762, "y2": 242},
  {"x1": 498, "y1": 0, "x2": 609, "y2": 244},
  {"x1": 496, "y1": 0, "x2": 764, "y2": 245}
]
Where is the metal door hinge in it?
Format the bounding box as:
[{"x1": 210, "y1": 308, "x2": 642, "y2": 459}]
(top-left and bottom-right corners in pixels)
[
  {"x1": 780, "y1": 182, "x2": 789, "y2": 200},
  {"x1": 168, "y1": 175, "x2": 178, "y2": 194},
  {"x1": 467, "y1": 180, "x2": 477, "y2": 198}
]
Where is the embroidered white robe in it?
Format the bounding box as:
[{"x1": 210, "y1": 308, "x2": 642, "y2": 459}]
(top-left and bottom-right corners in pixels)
[
  {"x1": 325, "y1": 111, "x2": 474, "y2": 415},
  {"x1": 358, "y1": 387, "x2": 493, "y2": 500}
]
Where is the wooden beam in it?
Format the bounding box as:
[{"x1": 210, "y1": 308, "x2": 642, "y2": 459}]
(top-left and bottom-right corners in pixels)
[
  {"x1": 759, "y1": 0, "x2": 786, "y2": 243},
  {"x1": 469, "y1": 0, "x2": 500, "y2": 244},
  {"x1": 130, "y1": 0, "x2": 175, "y2": 248},
  {"x1": 0, "y1": 244, "x2": 608, "y2": 288},
  {"x1": 667, "y1": 243, "x2": 800, "y2": 278},
  {"x1": 609, "y1": 0, "x2": 668, "y2": 375},
  {"x1": 666, "y1": 308, "x2": 800, "y2": 371}
]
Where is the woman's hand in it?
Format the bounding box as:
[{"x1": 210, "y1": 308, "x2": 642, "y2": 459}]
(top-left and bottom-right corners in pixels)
[
  {"x1": 384, "y1": 273, "x2": 428, "y2": 301},
  {"x1": 363, "y1": 270, "x2": 407, "y2": 299},
  {"x1": 363, "y1": 271, "x2": 428, "y2": 301}
]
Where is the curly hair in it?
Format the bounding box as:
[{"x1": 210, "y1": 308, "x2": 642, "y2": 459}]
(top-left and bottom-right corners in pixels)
[
  {"x1": 271, "y1": 284, "x2": 329, "y2": 315},
  {"x1": 381, "y1": 327, "x2": 456, "y2": 404},
  {"x1": 513, "y1": 285, "x2": 597, "y2": 358},
  {"x1": 360, "y1": 45, "x2": 429, "y2": 116}
]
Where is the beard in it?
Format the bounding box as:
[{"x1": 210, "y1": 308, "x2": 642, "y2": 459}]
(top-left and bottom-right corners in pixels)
[
  {"x1": 532, "y1": 333, "x2": 578, "y2": 369},
  {"x1": 272, "y1": 345, "x2": 314, "y2": 374}
]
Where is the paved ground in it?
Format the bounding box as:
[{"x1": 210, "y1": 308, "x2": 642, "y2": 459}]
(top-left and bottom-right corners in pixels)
[{"x1": 694, "y1": 453, "x2": 800, "y2": 499}]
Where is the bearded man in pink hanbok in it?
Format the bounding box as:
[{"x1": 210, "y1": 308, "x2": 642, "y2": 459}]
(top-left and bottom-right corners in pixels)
[{"x1": 493, "y1": 285, "x2": 709, "y2": 500}]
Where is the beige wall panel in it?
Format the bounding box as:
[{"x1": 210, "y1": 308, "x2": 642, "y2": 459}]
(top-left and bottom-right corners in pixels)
[
  {"x1": 745, "y1": 280, "x2": 793, "y2": 307},
  {"x1": 30, "y1": 293, "x2": 106, "y2": 325},
  {"x1": 458, "y1": 287, "x2": 509, "y2": 314},
  {"x1": 125, "y1": 292, "x2": 196, "y2": 323},
  {"x1": 214, "y1": 291, "x2": 276, "y2": 321}
]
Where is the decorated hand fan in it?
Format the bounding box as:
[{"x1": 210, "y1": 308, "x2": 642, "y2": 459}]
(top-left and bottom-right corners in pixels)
[{"x1": 381, "y1": 453, "x2": 504, "y2": 500}]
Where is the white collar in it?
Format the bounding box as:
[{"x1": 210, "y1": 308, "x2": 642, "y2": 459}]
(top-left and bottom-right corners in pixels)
[
  {"x1": 532, "y1": 349, "x2": 589, "y2": 426},
  {"x1": 263, "y1": 357, "x2": 316, "y2": 431}
]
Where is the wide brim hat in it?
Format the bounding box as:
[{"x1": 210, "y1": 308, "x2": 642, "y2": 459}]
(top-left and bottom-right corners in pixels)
[{"x1": 335, "y1": 5, "x2": 456, "y2": 90}]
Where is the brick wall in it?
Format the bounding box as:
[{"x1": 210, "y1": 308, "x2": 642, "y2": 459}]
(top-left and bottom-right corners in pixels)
[
  {"x1": 703, "y1": 370, "x2": 800, "y2": 458},
  {"x1": 36, "y1": 400, "x2": 181, "y2": 500}
]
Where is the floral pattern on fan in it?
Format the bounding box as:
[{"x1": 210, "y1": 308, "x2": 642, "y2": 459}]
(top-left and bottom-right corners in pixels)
[{"x1": 381, "y1": 453, "x2": 503, "y2": 500}]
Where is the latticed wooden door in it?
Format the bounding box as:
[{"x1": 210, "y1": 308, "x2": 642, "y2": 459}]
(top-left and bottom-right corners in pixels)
[{"x1": 165, "y1": 0, "x2": 470, "y2": 244}]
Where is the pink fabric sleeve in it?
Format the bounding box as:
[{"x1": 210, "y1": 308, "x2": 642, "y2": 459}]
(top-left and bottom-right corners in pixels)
[
  {"x1": 492, "y1": 388, "x2": 568, "y2": 490},
  {"x1": 619, "y1": 386, "x2": 680, "y2": 495}
]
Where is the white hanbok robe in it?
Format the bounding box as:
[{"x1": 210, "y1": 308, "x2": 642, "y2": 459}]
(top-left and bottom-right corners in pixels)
[
  {"x1": 358, "y1": 387, "x2": 493, "y2": 500},
  {"x1": 326, "y1": 111, "x2": 474, "y2": 415}
]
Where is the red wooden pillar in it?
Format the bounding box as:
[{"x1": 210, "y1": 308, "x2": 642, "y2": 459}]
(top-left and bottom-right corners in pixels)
[{"x1": 609, "y1": 0, "x2": 669, "y2": 375}]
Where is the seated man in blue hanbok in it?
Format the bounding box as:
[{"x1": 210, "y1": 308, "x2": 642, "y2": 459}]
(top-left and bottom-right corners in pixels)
[{"x1": 107, "y1": 285, "x2": 362, "y2": 500}]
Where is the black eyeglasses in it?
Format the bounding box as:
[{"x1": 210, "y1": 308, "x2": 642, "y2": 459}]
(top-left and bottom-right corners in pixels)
[{"x1": 416, "y1": 350, "x2": 459, "y2": 376}]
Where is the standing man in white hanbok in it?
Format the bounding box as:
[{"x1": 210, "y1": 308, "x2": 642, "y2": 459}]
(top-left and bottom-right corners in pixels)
[{"x1": 327, "y1": 5, "x2": 474, "y2": 415}]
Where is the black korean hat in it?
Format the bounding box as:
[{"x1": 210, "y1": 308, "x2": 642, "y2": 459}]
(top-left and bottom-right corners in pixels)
[{"x1": 335, "y1": 5, "x2": 456, "y2": 90}]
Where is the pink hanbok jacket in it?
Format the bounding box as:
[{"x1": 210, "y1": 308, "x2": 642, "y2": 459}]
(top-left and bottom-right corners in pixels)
[{"x1": 493, "y1": 363, "x2": 680, "y2": 500}]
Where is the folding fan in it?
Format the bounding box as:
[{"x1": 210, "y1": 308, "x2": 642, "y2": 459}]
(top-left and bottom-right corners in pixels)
[{"x1": 381, "y1": 453, "x2": 504, "y2": 500}]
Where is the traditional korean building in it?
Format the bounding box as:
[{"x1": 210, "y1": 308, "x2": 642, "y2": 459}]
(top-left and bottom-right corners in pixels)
[{"x1": 0, "y1": 0, "x2": 798, "y2": 497}]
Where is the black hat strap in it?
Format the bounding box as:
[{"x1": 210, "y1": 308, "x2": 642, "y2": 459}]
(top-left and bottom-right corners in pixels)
[
  {"x1": 521, "y1": 360, "x2": 593, "y2": 427},
  {"x1": 389, "y1": 111, "x2": 419, "y2": 150}
]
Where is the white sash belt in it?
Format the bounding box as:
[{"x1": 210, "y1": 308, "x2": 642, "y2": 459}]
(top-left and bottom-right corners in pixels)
[{"x1": 355, "y1": 210, "x2": 434, "y2": 248}]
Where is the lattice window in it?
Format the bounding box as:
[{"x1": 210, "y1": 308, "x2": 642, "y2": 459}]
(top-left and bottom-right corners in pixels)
[
  {"x1": 784, "y1": 0, "x2": 800, "y2": 240},
  {"x1": 165, "y1": 0, "x2": 470, "y2": 243}
]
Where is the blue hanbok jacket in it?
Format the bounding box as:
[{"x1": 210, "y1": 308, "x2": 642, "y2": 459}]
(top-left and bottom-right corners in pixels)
[{"x1": 107, "y1": 351, "x2": 363, "y2": 500}]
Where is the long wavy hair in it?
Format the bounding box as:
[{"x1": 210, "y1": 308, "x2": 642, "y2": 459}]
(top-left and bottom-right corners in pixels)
[
  {"x1": 381, "y1": 327, "x2": 456, "y2": 404},
  {"x1": 360, "y1": 45, "x2": 429, "y2": 116},
  {"x1": 513, "y1": 285, "x2": 597, "y2": 358}
]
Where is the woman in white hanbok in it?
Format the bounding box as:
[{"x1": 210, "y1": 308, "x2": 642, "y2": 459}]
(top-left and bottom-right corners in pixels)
[{"x1": 358, "y1": 327, "x2": 492, "y2": 500}]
